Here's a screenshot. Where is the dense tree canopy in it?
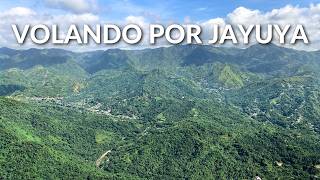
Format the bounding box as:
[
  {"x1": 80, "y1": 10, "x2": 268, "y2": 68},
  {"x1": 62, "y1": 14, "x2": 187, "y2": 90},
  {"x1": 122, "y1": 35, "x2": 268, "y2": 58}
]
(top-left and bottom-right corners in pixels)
[{"x1": 0, "y1": 44, "x2": 320, "y2": 179}]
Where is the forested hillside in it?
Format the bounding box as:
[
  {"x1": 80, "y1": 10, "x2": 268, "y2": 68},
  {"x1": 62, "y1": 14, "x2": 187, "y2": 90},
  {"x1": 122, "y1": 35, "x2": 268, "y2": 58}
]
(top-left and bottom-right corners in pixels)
[{"x1": 0, "y1": 44, "x2": 320, "y2": 179}]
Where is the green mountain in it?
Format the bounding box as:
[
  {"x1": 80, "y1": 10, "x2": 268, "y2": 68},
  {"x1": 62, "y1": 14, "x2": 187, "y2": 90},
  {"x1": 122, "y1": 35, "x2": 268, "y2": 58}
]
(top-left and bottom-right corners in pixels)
[
  {"x1": 0, "y1": 48, "x2": 88, "y2": 97},
  {"x1": 1, "y1": 44, "x2": 320, "y2": 179}
]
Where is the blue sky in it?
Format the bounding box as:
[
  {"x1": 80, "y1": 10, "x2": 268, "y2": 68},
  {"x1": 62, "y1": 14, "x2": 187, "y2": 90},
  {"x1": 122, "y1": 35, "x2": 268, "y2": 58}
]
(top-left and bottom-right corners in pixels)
[
  {"x1": 1, "y1": 0, "x2": 320, "y2": 22},
  {"x1": 1, "y1": 0, "x2": 320, "y2": 50}
]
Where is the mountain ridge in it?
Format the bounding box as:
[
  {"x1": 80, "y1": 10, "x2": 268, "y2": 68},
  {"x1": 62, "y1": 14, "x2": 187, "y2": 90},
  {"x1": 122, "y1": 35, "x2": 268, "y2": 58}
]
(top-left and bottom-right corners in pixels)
[{"x1": 1, "y1": 43, "x2": 320, "y2": 179}]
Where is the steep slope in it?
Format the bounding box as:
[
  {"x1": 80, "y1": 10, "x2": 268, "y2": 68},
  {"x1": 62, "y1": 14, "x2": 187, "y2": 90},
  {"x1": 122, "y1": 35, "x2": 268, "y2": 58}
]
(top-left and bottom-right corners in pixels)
[
  {"x1": 217, "y1": 65, "x2": 245, "y2": 88},
  {"x1": 228, "y1": 73, "x2": 320, "y2": 132},
  {"x1": 104, "y1": 100, "x2": 320, "y2": 179},
  {"x1": 238, "y1": 44, "x2": 320, "y2": 75},
  {"x1": 0, "y1": 61, "x2": 87, "y2": 97},
  {"x1": 0, "y1": 48, "x2": 75, "y2": 70},
  {"x1": 0, "y1": 97, "x2": 142, "y2": 179},
  {"x1": 1, "y1": 44, "x2": 320, "y2": 179},
  {"x1": 78, "y1": 49, "x2": 130, "y2": 74}
]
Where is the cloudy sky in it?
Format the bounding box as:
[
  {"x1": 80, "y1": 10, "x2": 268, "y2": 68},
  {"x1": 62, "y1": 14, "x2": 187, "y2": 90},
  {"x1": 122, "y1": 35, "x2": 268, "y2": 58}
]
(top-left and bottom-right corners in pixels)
[{"x1": 1, "y1": 0, "x2": 320, "y2": 51}]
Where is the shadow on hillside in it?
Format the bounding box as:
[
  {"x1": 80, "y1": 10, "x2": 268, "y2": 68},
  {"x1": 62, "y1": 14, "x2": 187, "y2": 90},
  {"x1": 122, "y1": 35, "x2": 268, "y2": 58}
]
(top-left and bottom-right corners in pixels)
[{"x1": 0, "y1": 84, "x2": 25, "y2": 96}]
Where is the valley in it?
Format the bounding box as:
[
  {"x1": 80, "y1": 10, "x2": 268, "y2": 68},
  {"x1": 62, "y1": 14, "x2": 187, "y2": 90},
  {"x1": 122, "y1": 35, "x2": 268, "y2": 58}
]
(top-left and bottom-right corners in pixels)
[{"x1": 0, "y1": 44, "x2": 320, "y2": 179}]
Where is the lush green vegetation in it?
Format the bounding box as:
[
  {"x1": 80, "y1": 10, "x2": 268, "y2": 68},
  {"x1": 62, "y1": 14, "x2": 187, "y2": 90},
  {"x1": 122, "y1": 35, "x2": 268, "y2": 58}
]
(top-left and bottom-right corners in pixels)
[{"x1": 0, "y1": 44, "x2": 320, "y2": 179}]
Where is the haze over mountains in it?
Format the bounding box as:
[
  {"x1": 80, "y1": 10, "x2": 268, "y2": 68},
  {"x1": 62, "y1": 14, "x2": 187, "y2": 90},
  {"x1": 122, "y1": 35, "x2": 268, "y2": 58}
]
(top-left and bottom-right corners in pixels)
[{"x1": 0, "y1": 44, "x2": 320, "y2": 179}]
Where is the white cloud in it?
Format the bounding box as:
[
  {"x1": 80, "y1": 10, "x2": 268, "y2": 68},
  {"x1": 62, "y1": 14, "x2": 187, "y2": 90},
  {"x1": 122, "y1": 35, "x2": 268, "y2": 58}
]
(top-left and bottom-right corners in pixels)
[
  {"x1": 0, "y1": 6, "x2": 100, "y2": 50},
  {"x1": 196, "y1": 7, "x2": 207, "y2": 11},
  {"x1": 200, "y1": 18, "x2": 226, "y2": 43},
  {"x1": 1, "y1": 4, "x2": 320, "y2": 51},
  {"x1": 227, "y1": 7, "x2": 263, "y2": 25},
  {"x1": 199, "y1": 4, "x2": 320, "y2": 50},
  {"x1": 125, "y1": 16, "x2": 146, "y2": 27},
  {"x1": 0, "y1": 7, "x2": 36, "y2": 17},
  {"x1": 48, "y1": 13, "x2": 100, "y2": 25},
  {"x1": 44, "y1": 0, "x2": 98, "y2": 14},
  {"x1": 201, "y1": 18, "x2": 225, "y2": 27}
]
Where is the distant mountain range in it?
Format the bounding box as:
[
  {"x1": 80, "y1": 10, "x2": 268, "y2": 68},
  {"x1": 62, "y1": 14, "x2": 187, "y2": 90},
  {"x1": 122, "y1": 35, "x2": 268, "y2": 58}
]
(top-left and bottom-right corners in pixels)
[{"x1": 0, "y1": 44, "x2": 320, "y2": 179}]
